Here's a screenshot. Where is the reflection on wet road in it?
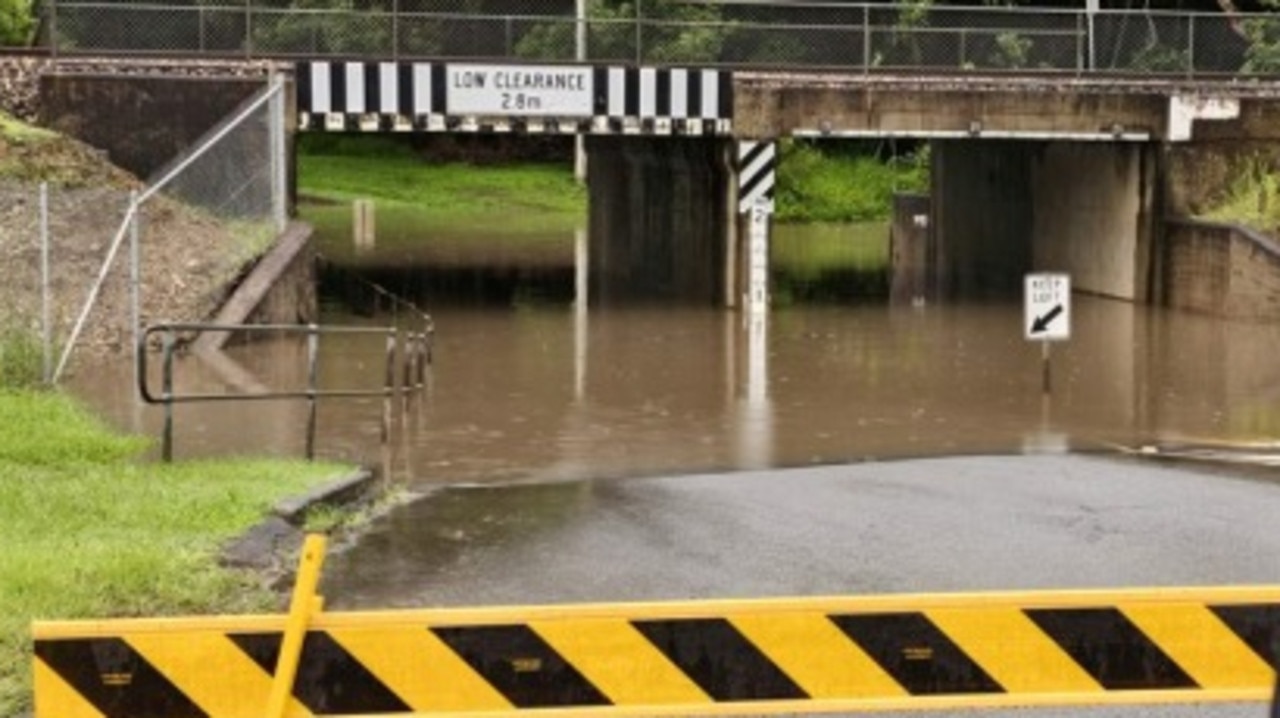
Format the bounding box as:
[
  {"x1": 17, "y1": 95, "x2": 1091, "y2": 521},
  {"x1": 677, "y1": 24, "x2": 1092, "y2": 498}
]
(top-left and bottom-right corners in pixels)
[
  {"x1": 321, "y1": 455, "x2": 1280, "y2": 608},
  {"x1": 318, "y1": 454, "x2": 1280, "y2": 718}
]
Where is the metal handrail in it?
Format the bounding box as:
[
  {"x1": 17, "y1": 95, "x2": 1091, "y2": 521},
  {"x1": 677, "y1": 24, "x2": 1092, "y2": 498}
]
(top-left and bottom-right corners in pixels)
[
  {"x1": 317, "y1": 254, "x2": 435, "y2": 369},
  {"x1": 137, "y1": 322, "x2": 431, "y2": 461}
]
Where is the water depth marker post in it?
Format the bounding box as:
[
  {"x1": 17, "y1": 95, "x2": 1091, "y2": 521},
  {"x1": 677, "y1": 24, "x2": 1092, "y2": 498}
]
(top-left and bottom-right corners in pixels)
[{"x1": 1024, "y1": 273, "x2": 1071, "y2": 394}]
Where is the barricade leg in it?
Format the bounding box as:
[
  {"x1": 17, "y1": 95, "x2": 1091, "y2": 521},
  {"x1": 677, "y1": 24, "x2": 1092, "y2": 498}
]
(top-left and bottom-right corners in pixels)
[{"x1": 265, "y1": 533, "x2": 327, "y2": 718}]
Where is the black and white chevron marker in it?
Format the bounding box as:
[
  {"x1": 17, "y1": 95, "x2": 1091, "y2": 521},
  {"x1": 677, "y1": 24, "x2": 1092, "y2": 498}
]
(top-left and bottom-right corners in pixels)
[
  {"x1": 738, "y1": 140, "x2": 777, "y2": 214},
  {"x1": 296, "y1": 61, "x2": 733, "y2": 135}
]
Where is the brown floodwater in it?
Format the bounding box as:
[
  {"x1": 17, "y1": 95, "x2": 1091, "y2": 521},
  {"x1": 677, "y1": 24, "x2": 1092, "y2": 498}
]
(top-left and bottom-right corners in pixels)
[{"x1": 68, "y1": 292, "x2": 1280, "y2": 486}]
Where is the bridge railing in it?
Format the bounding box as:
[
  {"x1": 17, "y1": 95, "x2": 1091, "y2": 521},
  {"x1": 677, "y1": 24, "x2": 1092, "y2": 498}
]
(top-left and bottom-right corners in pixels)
[{"x1": 32, "y1": 0, "x2": 1272, "y2": 77}]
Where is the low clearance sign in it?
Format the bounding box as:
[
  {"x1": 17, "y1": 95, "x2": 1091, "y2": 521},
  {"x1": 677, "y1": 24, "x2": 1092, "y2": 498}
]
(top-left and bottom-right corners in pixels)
[{"x1": 447, "y1": 64, "x2": 594, "y2": 117}]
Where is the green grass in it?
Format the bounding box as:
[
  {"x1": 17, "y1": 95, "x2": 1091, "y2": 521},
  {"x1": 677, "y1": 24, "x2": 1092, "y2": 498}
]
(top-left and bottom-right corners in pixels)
[
  {"x1": 0, "y1": 390, "x2": 348, "y2": 716},
  {"x1": 0, "y1": 326, "x2": 45, "y2": 390},
  {"x1": 298, "y1": 140, "x2": 586, "y2": 230},
  {"x1": 299, "y1": 137, "x2": 924, "y2": 231},
  {"x1": 776, "y1": 140, "x2": 929, "y2": 224},
  {"x1": 1200, "y1": 155, "x2": 1280, "y2": 234},
  {"x1": 0, "y1": 111, "x2": 55, "y2": 142}
]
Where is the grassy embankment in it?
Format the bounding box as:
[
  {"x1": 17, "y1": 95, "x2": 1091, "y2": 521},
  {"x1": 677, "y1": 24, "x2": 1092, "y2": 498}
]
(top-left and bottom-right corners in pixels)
[
  {"x1": 1199, "y1": 156, "x2": 1280, "y2": 234},
  {"x1": 298, "y1": 136, "x2": 927, "y2": 300},
  {"x1": 0, "y1": 390, "x2": 349, "y2": 716},
  {"x1": 0, "y1": 114, "x2": 352, "y2": 717}
]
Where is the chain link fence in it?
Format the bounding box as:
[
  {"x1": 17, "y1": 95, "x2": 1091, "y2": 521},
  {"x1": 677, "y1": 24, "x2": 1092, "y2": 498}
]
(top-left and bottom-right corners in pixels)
[
  {"x1": 37, "y1": 0, "x2": 1274, "y2": 76},
  {"x1": 0, "y1": 181, "x2": 134, "y2": 387},
  {"x1": 48, "y1": 75, "x2": 286, "y2": 382}
]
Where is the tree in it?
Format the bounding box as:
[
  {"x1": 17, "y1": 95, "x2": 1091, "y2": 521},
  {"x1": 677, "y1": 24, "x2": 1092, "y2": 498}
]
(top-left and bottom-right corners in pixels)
[
  {"x1": 1241, "y1": 0, "x2": 1280, "y2": 72},
  {"x1": 515, "y1": 0, "x2": 729, "y2": 64},
  {"x1": 1, "y1": 0, "x2": 36, "y2": 46}
]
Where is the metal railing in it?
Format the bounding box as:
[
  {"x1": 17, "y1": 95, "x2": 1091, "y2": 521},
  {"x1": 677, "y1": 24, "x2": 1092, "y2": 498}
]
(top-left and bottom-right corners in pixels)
[
  {"x1": 137, "y1": 322, "x2": 432, "y2": 461},
  {"x1": 27, "y1": 1, "x2": 1280, "y2": 77}
]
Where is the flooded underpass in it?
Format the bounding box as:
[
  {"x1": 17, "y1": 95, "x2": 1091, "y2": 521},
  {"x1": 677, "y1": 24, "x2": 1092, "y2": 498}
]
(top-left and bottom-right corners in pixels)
[
  {"x1": 64, "y1": 218, "x2": 1280, "y2": 628},
  {"x1": 73, "y1": 293, "x2": 1280, "y2": 481}
]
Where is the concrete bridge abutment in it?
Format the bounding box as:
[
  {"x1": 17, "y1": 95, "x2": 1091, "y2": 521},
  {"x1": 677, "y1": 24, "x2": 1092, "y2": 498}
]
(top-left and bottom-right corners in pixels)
[{"x1": 929, "y1": 139, "x2": 1157, "y2": 303}]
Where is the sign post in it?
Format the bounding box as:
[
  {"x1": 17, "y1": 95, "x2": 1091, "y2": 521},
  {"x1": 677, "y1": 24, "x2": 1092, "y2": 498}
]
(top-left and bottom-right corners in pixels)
[
  {"x1": 1085, "y1": 0, "x2": 1098, "y2": 70},
  {"x1": 747, "y1": 197, "x2": 770, "y2": 316},
  {"x1": 1024, "y1": 273, "x2": 1071, "y2": 394}
]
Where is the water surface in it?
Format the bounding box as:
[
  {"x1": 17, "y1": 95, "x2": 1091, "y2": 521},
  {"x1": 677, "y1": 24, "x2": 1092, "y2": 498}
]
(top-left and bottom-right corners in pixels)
[{"x1": 71, "y1": 296, "x2": 1280, "y2": 484}]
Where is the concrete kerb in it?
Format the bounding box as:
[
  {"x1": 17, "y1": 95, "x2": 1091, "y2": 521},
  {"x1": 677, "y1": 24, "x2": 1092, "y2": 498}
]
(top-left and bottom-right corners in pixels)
[
  {"x1": 220, "y1": 466, "x2": 377, "y2": 588},
  {"x1": 272, "y1": 467, "x2": 376, "y2": 523}
]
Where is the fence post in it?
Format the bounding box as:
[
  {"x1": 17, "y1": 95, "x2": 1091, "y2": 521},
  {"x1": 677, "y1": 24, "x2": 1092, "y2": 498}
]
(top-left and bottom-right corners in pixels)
[
  {"x1": 1076, "y1": 13, "x2": 1085, "y2": 75},
  {"x1": 862, "y1": 5, "x2": 871, "y2": 74},
  {"x1": 635, "y1": 0, "x2": 642, "y2": 64},
  {"x1": 161, "y1": 331, "x2": 175, "y2": 462},
  {"x1": 1186, "y1": 14, "x2": 1196, "y2": 79},
  {"x1": 49, "y1": 0, "x2": 58, "y2": 58},
  {"x1": 382, "y1": 329, "x2": 395, "y2": 447},
  {"x1": 269, "y1": 76, "x2": 287, "y2": 233},
  {"x1": 39, "y1": 183, "x2": 51, "y2": 385},
  {"x1": 305, "y1": 325, "x2": 319, "y2": 460},
  {"x1": 576, "y1": 0, "x2": 586, "y2": 61},
  {"x1": 574, "y1": 0, "x2": 587, "y2": 181},
  {"x1": 401, "y1": 331, "x2": 413, "y2": 412},
  {"x1": 245, "y1": 0, "x2": 253, "y2": 59},
  {"x1": 54, "y1": 202, "x2": 139, "y2": 384},
  {"x1": 1086, "y1": 6, "x2": 1096, "y2": 72},
  {"x1": 415, "y1": 332, "x2": 426, "y2": 389},
  {"x1": 129, "y1": 191, "x2": 141, "y2": 374}
]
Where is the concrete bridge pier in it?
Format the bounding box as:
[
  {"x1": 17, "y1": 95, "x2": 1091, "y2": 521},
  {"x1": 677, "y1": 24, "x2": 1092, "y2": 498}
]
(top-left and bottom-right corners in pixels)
[{"x1": 586, "y1": 136, "x2": 734, "y2": 306}]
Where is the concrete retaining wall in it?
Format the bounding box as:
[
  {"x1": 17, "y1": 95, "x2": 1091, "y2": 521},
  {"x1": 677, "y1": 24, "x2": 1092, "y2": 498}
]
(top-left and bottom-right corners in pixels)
[
  {"x1": 248, "y1": 225, "x2": 318, "y2": 327},
  {"x1": 0, "y1": 54, "x2": 280, "y2": 180},
  {"x1": 196, "y1": 222, "x2": 318, "y2": 352},
  {"x1": 0, "y1": 55, "x2": 44, "y2": 121},
  {"x1": 40, "y1": 73, "x2": 265, "y2": 179},
  {"x1": 1163, "y1": 219, "x2": 1280, "y2": 320},
  {"x1": 930, "y1": 139, "x2": 1154, "y2": 302}
]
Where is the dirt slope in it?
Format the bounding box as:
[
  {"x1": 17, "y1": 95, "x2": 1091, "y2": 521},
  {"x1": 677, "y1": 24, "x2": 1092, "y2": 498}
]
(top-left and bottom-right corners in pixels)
[{"x1": 0, "y1": 112, "x2": 255, "y2": 370}]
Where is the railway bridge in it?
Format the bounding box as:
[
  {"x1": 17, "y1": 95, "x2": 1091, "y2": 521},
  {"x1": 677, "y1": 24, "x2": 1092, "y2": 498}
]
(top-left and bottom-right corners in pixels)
[{"x1": 23, "y1": 2, "x2": 1280, "y2": 312}]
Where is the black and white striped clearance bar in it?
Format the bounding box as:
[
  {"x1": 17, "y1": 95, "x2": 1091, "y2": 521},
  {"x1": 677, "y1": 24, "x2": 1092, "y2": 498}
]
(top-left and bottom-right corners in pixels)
[{"x1": 296, "y1": 61, "x2": 733, "y2": 135}]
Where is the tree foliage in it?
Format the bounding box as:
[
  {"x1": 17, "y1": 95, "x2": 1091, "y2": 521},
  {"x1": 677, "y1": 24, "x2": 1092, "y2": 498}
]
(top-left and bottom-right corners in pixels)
[
  {"x1": 516, "y1": 0, "x2": 729, "y2": 63},
  {"x1": 1241, "y1": 0, "x2": 1280, "y2": 73},
  {"x1": 0, "y1": 0, "x2": 35, "y2": 46}
]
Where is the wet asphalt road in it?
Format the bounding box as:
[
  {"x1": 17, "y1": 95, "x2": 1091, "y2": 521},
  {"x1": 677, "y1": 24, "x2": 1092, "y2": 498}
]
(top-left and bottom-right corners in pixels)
[{"x1": 324, "y1": 453, "x2": 1280, "y2": 717}]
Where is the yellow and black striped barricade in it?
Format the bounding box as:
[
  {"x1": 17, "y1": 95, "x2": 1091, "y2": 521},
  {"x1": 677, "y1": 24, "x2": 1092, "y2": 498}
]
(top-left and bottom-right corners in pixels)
[{"x1": 34, "y1": 585, "x2": 1280, "y2": 717}]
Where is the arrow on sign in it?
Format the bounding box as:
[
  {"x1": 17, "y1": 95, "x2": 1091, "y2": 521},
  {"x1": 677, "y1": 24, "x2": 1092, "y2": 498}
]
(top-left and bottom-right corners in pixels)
[{"x1": 1030, "y1": 305, "x2": 1064, "y2": 334}]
